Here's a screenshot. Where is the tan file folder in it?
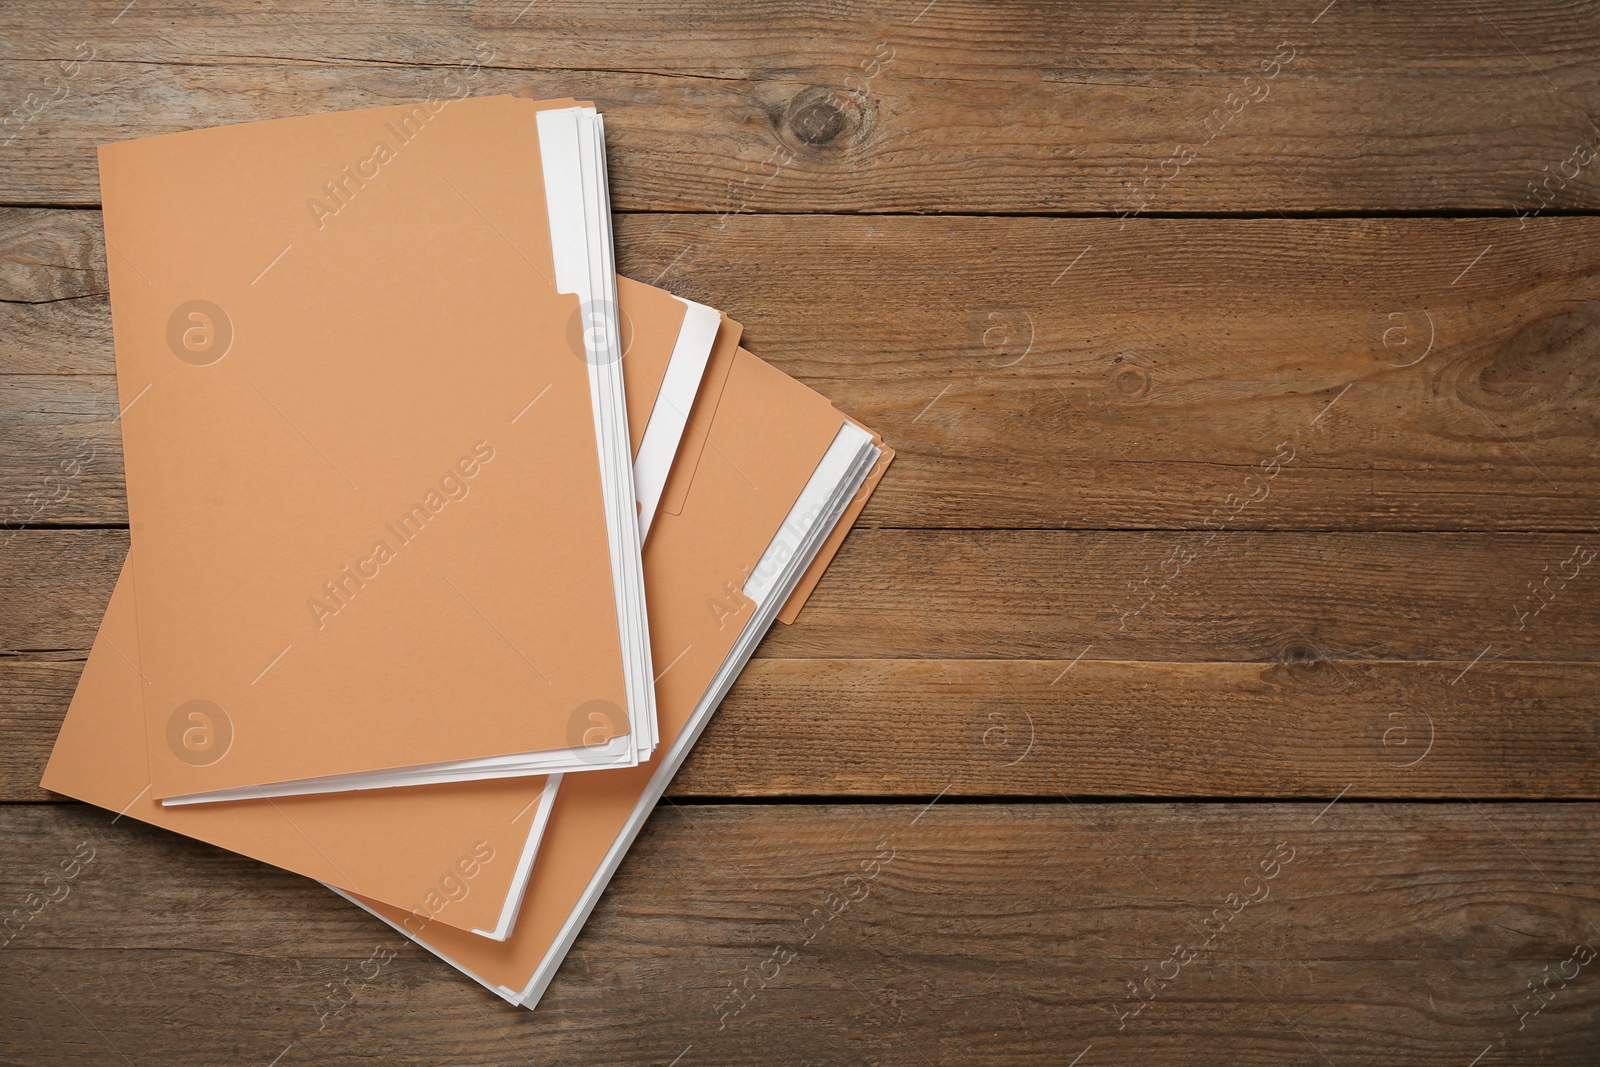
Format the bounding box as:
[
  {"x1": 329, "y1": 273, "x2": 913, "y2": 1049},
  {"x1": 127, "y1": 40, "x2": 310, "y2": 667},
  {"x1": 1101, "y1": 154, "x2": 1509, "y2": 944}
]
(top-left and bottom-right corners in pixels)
[{"x1": 99, "y1": 96, "x2": 654, "y2": 799}]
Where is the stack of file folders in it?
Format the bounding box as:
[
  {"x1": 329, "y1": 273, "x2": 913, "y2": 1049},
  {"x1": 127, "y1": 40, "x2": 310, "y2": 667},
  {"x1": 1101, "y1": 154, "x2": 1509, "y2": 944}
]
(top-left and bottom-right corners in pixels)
[{"x1": 41, "y1": 95, "x2": 892, "y2": 1008}]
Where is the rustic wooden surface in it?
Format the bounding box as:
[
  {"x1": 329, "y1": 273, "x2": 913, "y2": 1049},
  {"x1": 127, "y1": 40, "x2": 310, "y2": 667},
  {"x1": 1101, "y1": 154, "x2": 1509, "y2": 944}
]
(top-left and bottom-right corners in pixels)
[
  {"x1": 3, "y1": 2, "x2": 1598, "y2": 1064},
  {"x1": 6, "y1": 802, "x2": 1600, "y2": 1065}
]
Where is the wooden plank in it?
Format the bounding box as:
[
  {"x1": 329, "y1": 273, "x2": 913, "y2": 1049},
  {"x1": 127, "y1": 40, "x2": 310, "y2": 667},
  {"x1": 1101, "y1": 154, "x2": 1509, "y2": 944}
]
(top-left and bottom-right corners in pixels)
[
  {"x1": 1, "y1": 2, "x2": 1598, "y2": 212},
  {"x1": 6, "y1": 529, "x2": 1597, "y2": 801},
  {"x1": 6, "y1": 210, "x2": 1600, "y2": 529},
  {"x1": 631, "y1": 213, "x2": 1600, "y2": 532},
  {"x1": 10, "y1": 655, "x2": 1599, "y2": 802},
  {"x1": 760, "y1": 529, "x2": 1600, "y2": 663},
  {"x1": 1, "y1": 802, "x2": 1595, "y2": 1065},
  {"x1": 7, "y1": 529, "x2": 1597, "y2": 662}
]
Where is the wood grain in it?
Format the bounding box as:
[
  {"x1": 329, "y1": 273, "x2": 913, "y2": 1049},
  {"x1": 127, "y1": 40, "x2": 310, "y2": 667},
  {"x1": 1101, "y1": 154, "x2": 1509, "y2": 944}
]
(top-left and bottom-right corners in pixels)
[
  {"x1": 6, "y1": 210, "x2": 1600, "y2": 530},
  {"x1": 3, "y1": 802, "x2": 1596, "y2": 1066},
  {"x1": 1, "y1": 2, "x2": 1598, "y2": 213}
]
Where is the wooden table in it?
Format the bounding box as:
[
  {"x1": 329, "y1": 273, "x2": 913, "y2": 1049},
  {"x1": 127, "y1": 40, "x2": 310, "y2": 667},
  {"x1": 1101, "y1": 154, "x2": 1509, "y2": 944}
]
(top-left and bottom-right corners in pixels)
[{"x1": 3, "y1": 3, "x2": 1598, "y2": 1063}]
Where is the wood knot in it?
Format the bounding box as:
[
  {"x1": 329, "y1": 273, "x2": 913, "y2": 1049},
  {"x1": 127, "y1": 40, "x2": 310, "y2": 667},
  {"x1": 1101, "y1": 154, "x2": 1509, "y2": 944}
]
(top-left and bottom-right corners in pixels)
[
  {"x1": 1281, "y1": 642, "x2": 1320, "y2": 665},
  {"x1": 1108, "y1": 361, "x2": 1152, "y2": 401},
  {"x1": 1479, "y1": 302, "x2": 1600, "y2": 400},
  {"x1": 781, "y1": 87, "x2": 864, "y2": 150},
  {"x1": 1263, "y1": 641, "x2": 1347, "y2": 690}
]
